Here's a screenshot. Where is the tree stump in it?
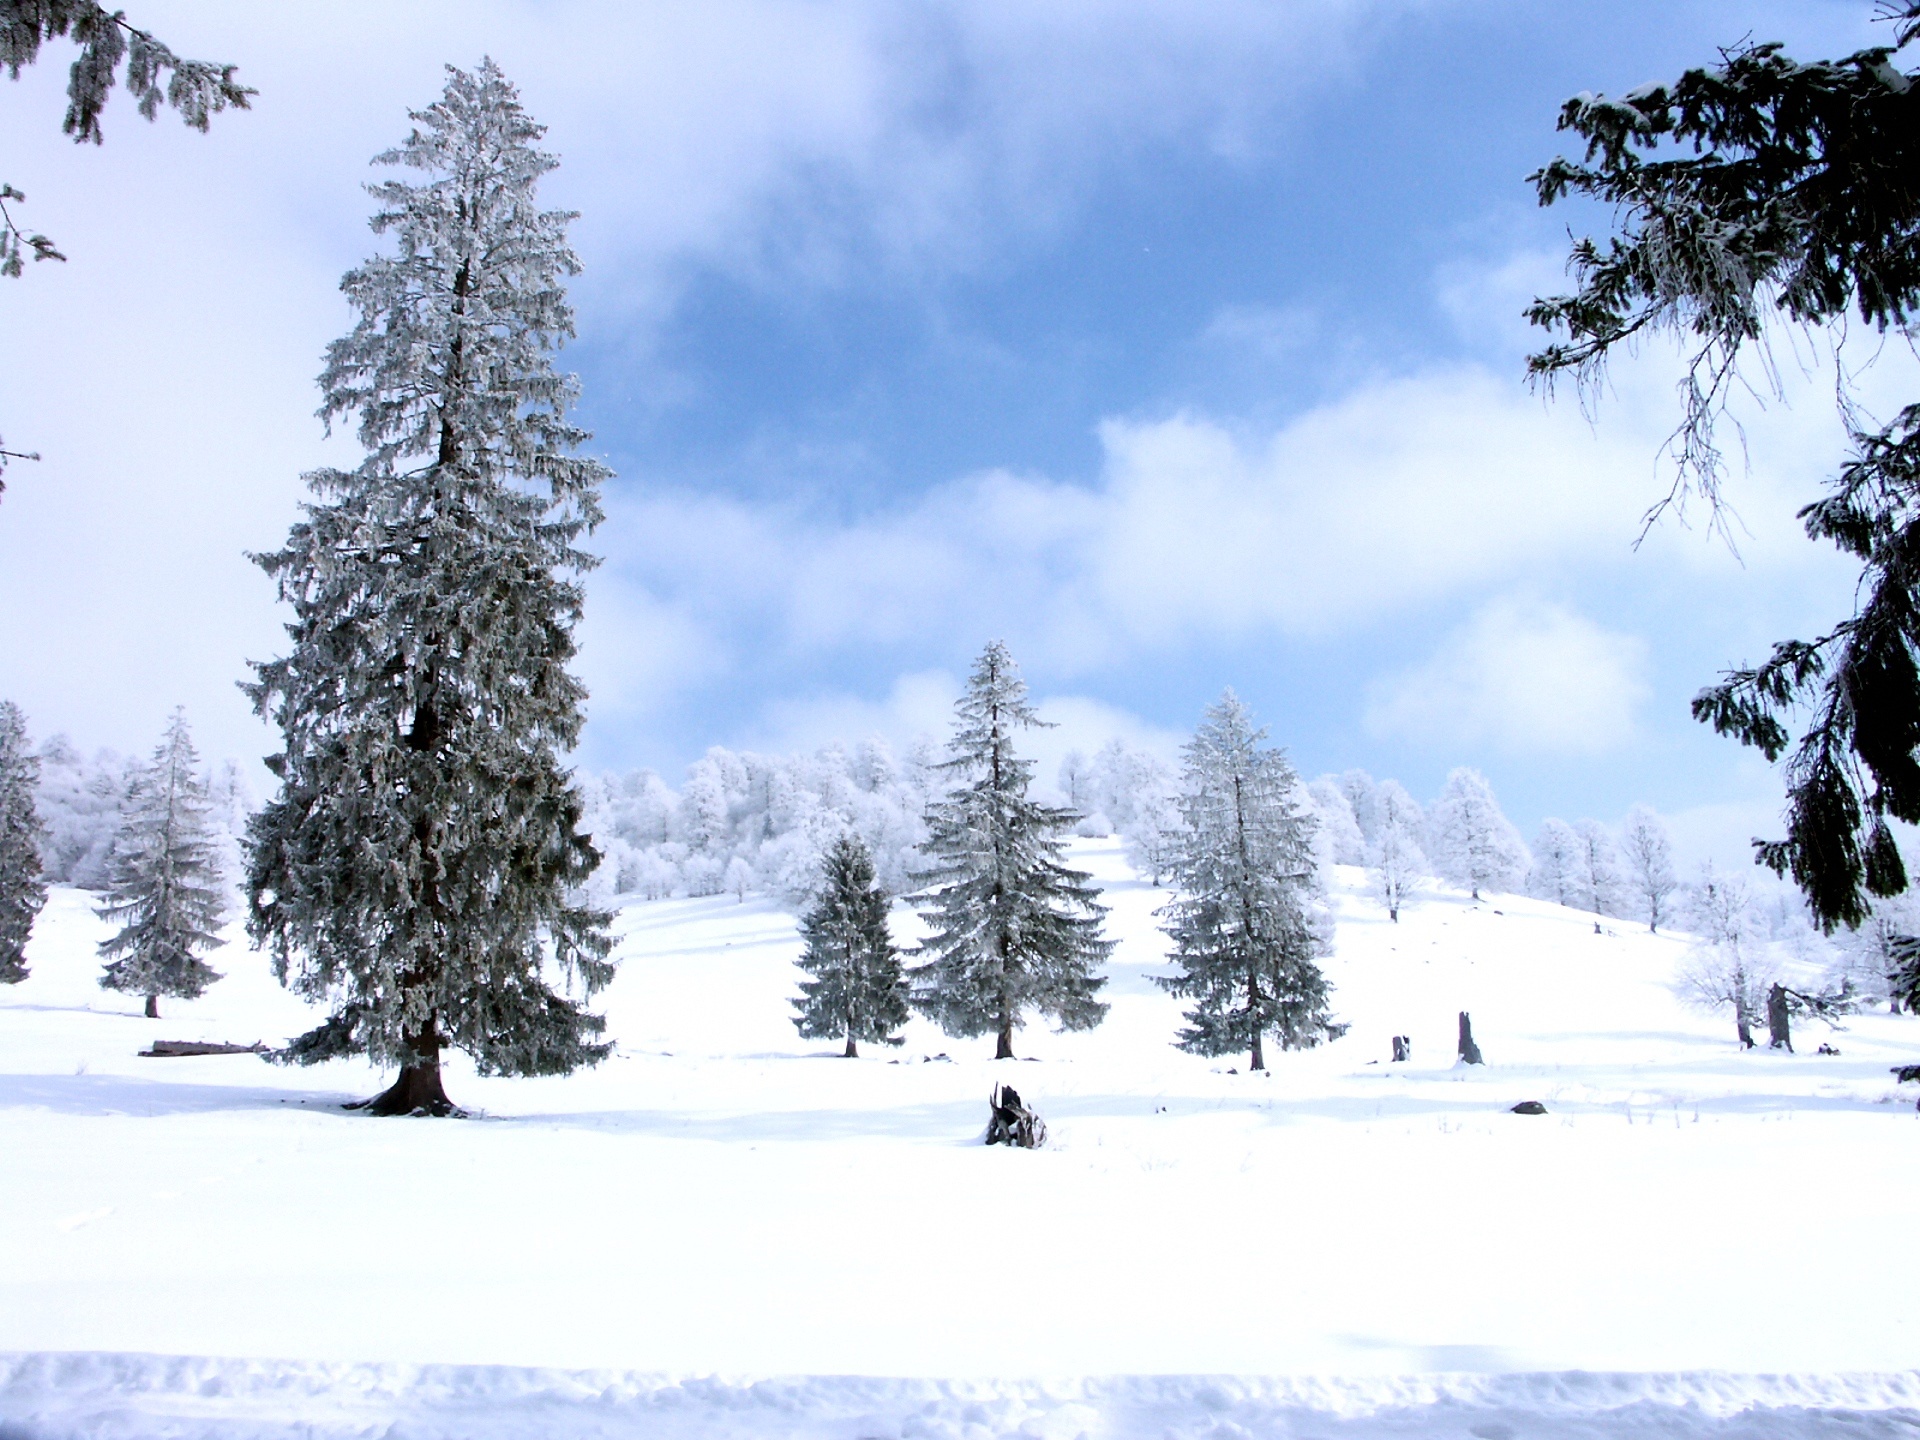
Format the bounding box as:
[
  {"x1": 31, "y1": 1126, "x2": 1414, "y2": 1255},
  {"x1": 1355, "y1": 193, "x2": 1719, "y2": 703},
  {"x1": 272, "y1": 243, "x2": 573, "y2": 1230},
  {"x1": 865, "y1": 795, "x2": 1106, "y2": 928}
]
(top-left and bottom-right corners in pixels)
[
  {"x1": 1457, "y1": 1011, "x2": 1484, "y2": 1065},
  {"x1": 986, "y1": 1083, "x2": 1047, "y2": 1148},
  {"x1": 1391, "y1": 1035, "x2": 1410, "y2": 1063},
  {"x1": 1767, "y1": 983, "x2": 1794, "y2": 1052}
]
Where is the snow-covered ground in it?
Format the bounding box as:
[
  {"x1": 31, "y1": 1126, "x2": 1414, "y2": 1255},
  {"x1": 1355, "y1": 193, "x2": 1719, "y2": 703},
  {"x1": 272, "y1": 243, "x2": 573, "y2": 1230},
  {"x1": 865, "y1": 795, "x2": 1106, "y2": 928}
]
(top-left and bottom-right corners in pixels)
[{"x1": 3, "y1": 840, "x2": 1917, "y2": 1436}]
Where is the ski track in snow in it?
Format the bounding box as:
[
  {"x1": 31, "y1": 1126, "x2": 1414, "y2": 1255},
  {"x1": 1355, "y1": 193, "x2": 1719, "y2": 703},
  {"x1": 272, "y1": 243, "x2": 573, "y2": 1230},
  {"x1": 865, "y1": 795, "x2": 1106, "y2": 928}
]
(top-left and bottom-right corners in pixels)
[{"x1": 4, "y1": 841, "x2": 1919, "y2": 1435}]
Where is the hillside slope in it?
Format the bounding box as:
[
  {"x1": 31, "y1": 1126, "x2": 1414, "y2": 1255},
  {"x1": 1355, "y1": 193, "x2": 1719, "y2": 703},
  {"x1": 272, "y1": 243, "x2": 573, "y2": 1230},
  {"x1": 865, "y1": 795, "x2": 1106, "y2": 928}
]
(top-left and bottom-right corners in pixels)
[{"x1": 1, "y1": 840, "x2": 1916, "y2": 1392}]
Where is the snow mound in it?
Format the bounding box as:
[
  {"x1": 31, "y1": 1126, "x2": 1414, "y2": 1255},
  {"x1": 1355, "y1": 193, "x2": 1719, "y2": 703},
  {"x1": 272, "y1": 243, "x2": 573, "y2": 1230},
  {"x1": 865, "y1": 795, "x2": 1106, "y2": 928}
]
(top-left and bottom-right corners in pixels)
[{"x1": 3, "y1": 1354, "x2": 1918, "y2": 1439}]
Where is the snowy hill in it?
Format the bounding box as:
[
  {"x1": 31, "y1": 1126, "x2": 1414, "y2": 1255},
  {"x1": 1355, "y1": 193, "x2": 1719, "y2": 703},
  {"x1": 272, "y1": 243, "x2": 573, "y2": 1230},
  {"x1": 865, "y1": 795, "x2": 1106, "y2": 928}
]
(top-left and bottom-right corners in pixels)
[{"x1": 3, "y1": 840, "x2": 1918, "y2": 1436}]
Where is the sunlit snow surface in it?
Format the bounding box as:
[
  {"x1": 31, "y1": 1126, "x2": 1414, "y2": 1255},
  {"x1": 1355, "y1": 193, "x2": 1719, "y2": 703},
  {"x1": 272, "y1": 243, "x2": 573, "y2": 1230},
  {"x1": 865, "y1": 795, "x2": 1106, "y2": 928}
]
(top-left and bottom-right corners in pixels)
[{"x1": 2, "y1": 840, "x2": 1917, "y2": 1437}]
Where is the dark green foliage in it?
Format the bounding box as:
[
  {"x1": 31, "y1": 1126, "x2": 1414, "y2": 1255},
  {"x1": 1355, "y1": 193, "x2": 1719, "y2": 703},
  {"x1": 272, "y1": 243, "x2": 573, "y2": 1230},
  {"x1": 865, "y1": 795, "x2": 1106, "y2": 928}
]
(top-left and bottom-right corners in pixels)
[
  {"x1": 911, "y1": 641, "x2": 1112, "y2": 1059},
  {"x1": 792, "y1": 833, "x2": 909, "y2": 1057},
  {"x1": 1156, "y1": 692, "x2": 1344, "y2": 1071},
  {"x1": 1890, "y1": 933, "x2": 1920, "y2": 1012},
  {"x1": 1530, "y1": 4, "x2": 1920, "y2": 929},
  {"x1": 245, "y1": 63, "x2": 614, "y2": 1106},
  {"x1": 97, "y1": 710, "x2": 224, "y2": 1013},
  {"x1": 0, "y1": 700, "x2": 47, "y2": 983}
]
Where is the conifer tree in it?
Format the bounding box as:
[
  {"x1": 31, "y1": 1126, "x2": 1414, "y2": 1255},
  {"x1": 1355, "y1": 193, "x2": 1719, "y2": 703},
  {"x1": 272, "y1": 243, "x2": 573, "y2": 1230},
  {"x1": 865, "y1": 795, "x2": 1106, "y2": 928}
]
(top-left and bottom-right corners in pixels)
[
  {"x1": 792, "y1": 833, "x2": 909, "y2": 1057},
  {"x1": 911, "y1": 640, "x2": 1111, "y2": 1059},
  {"x1": 245, "y1": 62, "x2": 614, "y2": 1116},
  {"x1": 1529, "y1": 6, "x2": 1920, "y2": 928},
  {"x1": 0, "y1": 701, "x2": 47, "y2": 984},
  {"x1": 1156, "y1": 691, "x2": 1344, "y2": 1070},
  {"x1": 96, "y1": 709, "x2": 224, "y2": 1017}
]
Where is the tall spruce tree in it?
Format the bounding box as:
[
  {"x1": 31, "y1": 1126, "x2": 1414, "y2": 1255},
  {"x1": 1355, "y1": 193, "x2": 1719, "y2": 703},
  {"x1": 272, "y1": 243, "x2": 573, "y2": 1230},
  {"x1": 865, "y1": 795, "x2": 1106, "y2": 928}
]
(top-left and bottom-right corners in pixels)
[
  {"x1": 245, "y1": 61, "x2": 614, "y2": 1117},
  {"x1": 792, "y1": 833, "x2": 909, "y2": 1057},
  {"x1": 911, "y1": 640, "x2": 1111, "y2": 1059},
  {"x1": 0, "y1": 701, "x2": 47, "y2": 984},
  {"x1": 1156, "y1": 691, "x2": 1343, "y2": 1071},
  {"x1": 97, "y1": 709, "x2": 224, "y2": 1017}
]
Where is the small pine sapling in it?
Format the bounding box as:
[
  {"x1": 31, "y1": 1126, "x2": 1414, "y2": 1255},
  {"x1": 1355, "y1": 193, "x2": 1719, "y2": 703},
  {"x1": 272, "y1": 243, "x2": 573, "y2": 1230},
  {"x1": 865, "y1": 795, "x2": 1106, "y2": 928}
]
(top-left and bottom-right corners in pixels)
[
  {"x1": 0, "y1": 701, "x2": 48, "y2": 983},
  {"x1": 97, "y1": 710, "x2": 225, "y2": 1017},
  {"x1": 792, "y1": 834, "x2": 909, "y2": 1058}
]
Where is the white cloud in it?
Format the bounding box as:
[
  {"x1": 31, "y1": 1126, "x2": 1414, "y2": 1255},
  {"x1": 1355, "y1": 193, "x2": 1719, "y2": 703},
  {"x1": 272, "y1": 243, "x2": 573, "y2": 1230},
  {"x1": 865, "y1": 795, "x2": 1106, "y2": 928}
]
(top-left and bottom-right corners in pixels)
[
  {"x1": 1362, "y1": 596, "x2": 1650, "y2": 755},
  {"x1": 602, "y1": 337, "x2": 1872, "y2": 692},
  {"x1": 0, "y1": 0, "x2": 1438, "y2": 770},
  {"x1": 748, "y1": 670, "x2": 961, "y2": 759}
]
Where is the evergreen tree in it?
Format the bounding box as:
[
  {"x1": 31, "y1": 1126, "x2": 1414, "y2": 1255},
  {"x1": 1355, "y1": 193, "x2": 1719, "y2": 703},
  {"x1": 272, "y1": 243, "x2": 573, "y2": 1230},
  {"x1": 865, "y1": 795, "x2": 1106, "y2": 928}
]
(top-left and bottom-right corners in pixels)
[
  {"x1": 96, "y1": 709, "x2": 224, "y2": 1017},
  {"x1": 1430, "y1": 767, "x2": 1528, "y2": 900},
  {"x1": 1619, "y1": 804, "x2": 1679, "y2": 933},
  {"x1": 0, "y1": 701, "x2": 47, "y2": 984},
  {"x1": 1529, "y1": 5, "x2": 1920, "y2": 928},
  {"x1": 792, "y1": 833, "x2": 909, "y2": 1057},
  {"x1": 911, "y1": 640, "x2": 1111, "y2": 1059},
  {"x1": 1156, "y1": 691, "x2": 1344, "y2": 1070},
  {"x1": 245, "y1": 62, "x2": 614, "y2": 1116}
]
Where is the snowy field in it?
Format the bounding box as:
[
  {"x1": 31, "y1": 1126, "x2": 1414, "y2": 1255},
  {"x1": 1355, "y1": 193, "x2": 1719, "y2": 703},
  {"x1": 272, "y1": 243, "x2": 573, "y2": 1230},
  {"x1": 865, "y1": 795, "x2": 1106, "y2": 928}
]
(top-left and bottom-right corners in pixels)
[{"x1": 3, "y1": 840, "x2": 1918, "y2": 1437}]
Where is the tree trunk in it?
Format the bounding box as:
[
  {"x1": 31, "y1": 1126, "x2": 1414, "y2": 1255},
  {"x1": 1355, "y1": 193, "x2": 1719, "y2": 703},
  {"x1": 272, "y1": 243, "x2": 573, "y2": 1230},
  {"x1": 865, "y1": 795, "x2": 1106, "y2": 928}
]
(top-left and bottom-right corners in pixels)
[
  {"x1": 1457, "y1": 1010, "x2": 1484, "y2": 1065},
  {"x1": 354, "y1": 1026, "x2": 458, "y2": 1116},
  {"x1": 1391, "y1": 1035, "x2": 1410, "y2": 1063},
  {"x1": 1249, "y1": 1027, "x2": 1265, "y2": 1072},
  {"x1": 995, "y1": 1018, "x2": 1014, "y2": 1060},
  {"x1": 844, "y1": 1036, "x2": 858, "y2": 1059},
  {"x1": 1735, "y1": 1007, "x2": 1756, "y2": 1048},
  {"x1": 1389, "y1": 905, "x2": 1399, "y2": 922},
  {"x1": 144, "y1": 994, "x2": 158, "y2": 1019},
  {"x1": 1767, "y1": 983, "x2": 1793, "y2": 1052}
]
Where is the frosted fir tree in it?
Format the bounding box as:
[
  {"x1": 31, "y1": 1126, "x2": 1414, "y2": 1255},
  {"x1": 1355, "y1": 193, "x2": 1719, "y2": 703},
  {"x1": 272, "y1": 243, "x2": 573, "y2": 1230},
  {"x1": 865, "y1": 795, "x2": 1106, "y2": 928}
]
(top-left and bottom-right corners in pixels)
[
  {"x1": 792, "y1": 833, "x2": 910, "y2": 1057},
  {"x1": 245, "y1": 62, "x2": 614, "y2": 1116},
  {"x1": 1156, "y1": 691, "x2": 1343, "y2": 1070},
  {"x1": 96, "y1": 710, "x2": 224, "y2": 1017},
  {"x1": 911, "y1": 641, "x2": 1112, "y2": 1059},
  {"x1": 1527, "y1": 818, "x2": 1581, "y2": 907},
  {"x1": 1429, "y1": 767, "x2": 1528, "y2": 900},
  {"x1": 0, "y1": 701, "x2": 48, "y2": 984},
  {"x1": 1619, "y1": 805, "x2": 1679, "y2": 933},
  {"x1": 1367, "y1": 781, "x2": 1427, "y2": 924},
  {"x1": 1572, "y1": 820, "x2": 1624, "y2": 932}
]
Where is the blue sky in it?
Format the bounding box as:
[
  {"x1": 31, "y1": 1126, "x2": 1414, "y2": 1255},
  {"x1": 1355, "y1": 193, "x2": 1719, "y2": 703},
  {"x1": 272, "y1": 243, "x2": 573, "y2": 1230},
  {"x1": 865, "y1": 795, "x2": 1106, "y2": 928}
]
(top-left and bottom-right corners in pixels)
[{"x1": 0, "y1": 0, "x2": 1908, "y2": 866}]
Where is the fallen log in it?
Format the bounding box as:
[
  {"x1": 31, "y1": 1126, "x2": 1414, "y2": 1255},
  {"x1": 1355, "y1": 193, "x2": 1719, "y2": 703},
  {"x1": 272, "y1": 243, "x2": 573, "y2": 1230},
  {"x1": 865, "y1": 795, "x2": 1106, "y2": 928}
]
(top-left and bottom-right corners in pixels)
[{"x1": 139, "y1": 1040, "x2": 268, "y2": 1058}]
